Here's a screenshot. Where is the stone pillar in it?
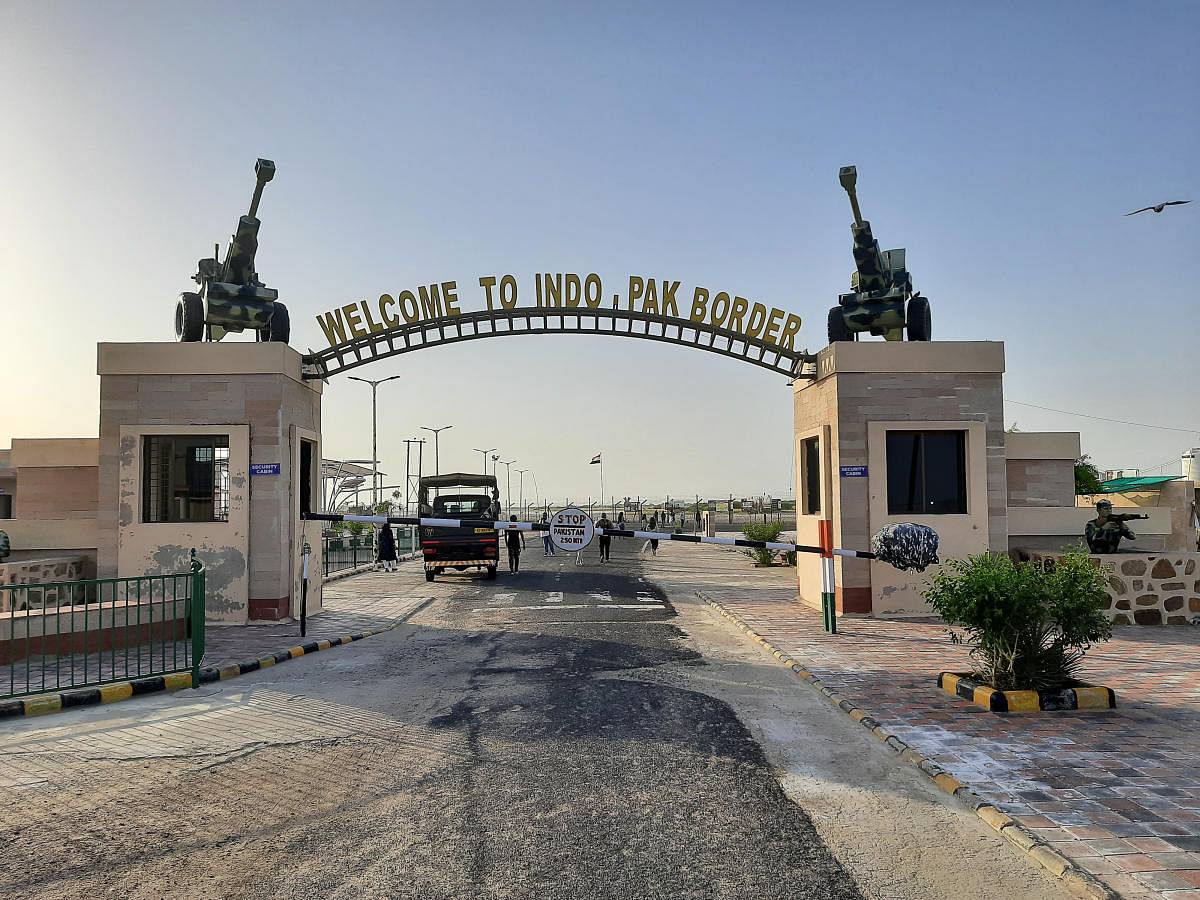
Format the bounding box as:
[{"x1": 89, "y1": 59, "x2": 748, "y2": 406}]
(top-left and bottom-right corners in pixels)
[
  {"x1": 98, "y1": 343, "x2": 323, "y2": 624},
  {"x1": 794, "y1": 341, "x2": 1007, "y2": 616}
]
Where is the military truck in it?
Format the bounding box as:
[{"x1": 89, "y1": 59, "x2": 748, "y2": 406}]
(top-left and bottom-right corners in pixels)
[
  {"x1": 827, "y1": 165, "x2": 931, "y2": 344},
  {"x1": 175, "y1": 158, "x2": 290, "y2": 344},
  {"x1": 418, "y1": 473, "x2": 500, "y2": 581}
]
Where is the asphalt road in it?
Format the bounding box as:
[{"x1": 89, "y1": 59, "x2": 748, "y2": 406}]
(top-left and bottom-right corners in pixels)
[{"x1": 0, "y1": 540, "x2": 1067, "y2": 900}]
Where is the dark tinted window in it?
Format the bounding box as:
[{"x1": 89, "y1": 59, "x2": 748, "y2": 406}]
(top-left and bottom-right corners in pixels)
[
  {"x1": 886, "y1": 431, "x2": 966, "y2": 515},
  {"x1": 801, "y1": 436, "x2": 821, "y2": 515},
  {"x1": 143, "y1": 435, "x2": 230, "y2": 523}
]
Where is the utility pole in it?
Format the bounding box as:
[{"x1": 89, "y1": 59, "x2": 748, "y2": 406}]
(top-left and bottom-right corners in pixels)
[
  {"x1": 473, "y1": 447, "x2": 496, "y2": 477},
  {"x1": 420, "y1": 425, "x2": 452, "y2": 476},
  {"x1": 347, "y1": 374, "x2": 401, "y2": 507}
]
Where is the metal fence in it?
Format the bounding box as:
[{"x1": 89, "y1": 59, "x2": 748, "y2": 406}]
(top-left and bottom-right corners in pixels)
[
  {"x1": 322, "y1": 527, "x2": 418, "y2": 576},
  {"x1": 0, "y1": 555, "x2": 205, "y2": 699}
]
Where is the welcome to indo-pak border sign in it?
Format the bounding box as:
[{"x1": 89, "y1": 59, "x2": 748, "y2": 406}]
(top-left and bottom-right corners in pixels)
[{"x1": 313, "y1": 273, "x2": 805, "y2": 352}]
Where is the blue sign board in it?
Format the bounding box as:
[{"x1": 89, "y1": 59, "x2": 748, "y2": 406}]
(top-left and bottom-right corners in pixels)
[
  {"x1": 839, "y1": 465, "x2": 868, "y2": 478},
  {"x1": 250, "y1": 463, "x2": 280, "y2": 476}
]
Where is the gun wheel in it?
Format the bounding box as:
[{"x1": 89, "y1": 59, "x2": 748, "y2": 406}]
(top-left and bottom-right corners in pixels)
[
  {"x1": 259, "y1": 302, "x2": 291, "y2": 344},
  {"x1": 907, "y1": 295, "x2": 932, "y2": 342},
  {"x1": 175, "y1": 292, "x2": 204, "y2": 342},
  {"x1": 827, "y1": 306, "x2": 852, "y2": 344}
]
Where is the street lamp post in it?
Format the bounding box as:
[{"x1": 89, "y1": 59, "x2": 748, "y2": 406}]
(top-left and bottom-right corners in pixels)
[
  {"x1": 515, "y1": 468, "x2": 528, "y2": 519},
  {"x1": 347, "y1": 374, "x2": 401, "y2": 507},
  {"x1": 473, "y1": 447, "x2": 496, "y2": 477},
  {"x1": 500, "y1": 460, "x2": 516, "y2": 517},
  {"x1": 420, "y1": 425, "x2": 452, "y2": 476},
  {"x1": 491, "y1": 454, "x2": 500, "y2": 482}
]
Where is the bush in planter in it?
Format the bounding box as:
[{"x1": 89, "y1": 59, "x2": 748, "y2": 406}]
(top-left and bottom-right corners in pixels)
[
  {"x1": 742, "y1": 521, "x2": 783, "y2": 566},
  {"x1": 923, "y1": 551, "x2": 1112, "y2": 691}
]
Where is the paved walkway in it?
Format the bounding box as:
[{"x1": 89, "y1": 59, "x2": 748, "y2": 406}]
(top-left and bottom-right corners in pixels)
[
  {"x1": 1, "y1": 563, "x2": 431, "y2": 698},
  {"x1": 202, "y1": 562, "x2": 431, "y2": 668},
  {"x1": 703, "y1": 584, "x2": 1200, "y2": 900}
]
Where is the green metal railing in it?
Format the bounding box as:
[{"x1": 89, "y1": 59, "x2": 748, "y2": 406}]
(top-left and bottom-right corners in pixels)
[
  {"x1": 322, "y1": 528, "x2": 417, "y2": 576},
  {"x1": 0, "y1": 552, "x2": 205, "y2": 699}
]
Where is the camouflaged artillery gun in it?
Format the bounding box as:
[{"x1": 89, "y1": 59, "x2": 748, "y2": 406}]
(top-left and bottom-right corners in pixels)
[
  {"x1": 827, "y1": 166, "x2": 930, "y2": 344},
  {"x1": 175, "y1": 158, "x2": 290, "y2": 344}
]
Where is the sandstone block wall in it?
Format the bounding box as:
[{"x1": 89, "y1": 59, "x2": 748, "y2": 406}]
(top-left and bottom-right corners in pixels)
[{"x1": 1099, "y1": 553, "x2": 1200, "y2": 626}]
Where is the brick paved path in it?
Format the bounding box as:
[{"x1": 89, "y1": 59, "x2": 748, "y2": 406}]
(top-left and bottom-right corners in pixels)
[{"x1": 704, "y1": 587, "x2": 1200, "y2": 900}]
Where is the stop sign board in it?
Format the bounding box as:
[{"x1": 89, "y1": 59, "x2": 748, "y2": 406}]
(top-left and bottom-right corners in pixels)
[{"x1": 550, "y1": 508, "x2": 594, "y2": 552}]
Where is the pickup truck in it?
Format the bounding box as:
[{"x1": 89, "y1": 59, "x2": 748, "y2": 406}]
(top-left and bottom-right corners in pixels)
[{"x1": 418, "y1": 473, "x2": 500, "y2": 581}]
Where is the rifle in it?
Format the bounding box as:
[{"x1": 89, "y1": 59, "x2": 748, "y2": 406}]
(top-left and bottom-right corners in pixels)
[{"x1": 1101, "y1": 512, "x2": 1148, "y2": 524}]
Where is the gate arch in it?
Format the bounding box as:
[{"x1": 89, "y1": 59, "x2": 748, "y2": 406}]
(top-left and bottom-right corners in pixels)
[{"x1": 301, "y1": 306, "x2": 816, "y2": 381}]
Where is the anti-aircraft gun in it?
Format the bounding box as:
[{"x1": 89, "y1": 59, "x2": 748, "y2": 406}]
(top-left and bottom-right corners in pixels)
[
  {"x1": 827, "y1": 166, "x2": 930, "y2": 344},
  {"x1": 174, "y1": 158, "x2": 290, "y2": 344}
]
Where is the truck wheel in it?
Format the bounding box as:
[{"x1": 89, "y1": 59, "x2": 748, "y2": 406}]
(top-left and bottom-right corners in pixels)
[
  {"x1": 175, "y1": 292, "x2": 204, "y2": 342},
  {"x1": 486, "y1": 566, "x2": 497, "y2": 580},
  {"x1": 425, "y1": 570, "x2": 435, "y2": 582},
  {"x1": 827, "y1": 306, "x2": 851, "y2": 344},
  {"x1": 907, "y1": 296, "x2": 932, "y2": 342},
  {"x1": 264, "y1": 302, "x2": 290, "y2": 344}
]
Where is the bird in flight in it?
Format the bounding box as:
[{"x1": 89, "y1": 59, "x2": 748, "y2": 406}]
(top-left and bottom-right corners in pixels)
[{"x1": 1125, "y1": 200, "x2": 1191, "y2": 216}]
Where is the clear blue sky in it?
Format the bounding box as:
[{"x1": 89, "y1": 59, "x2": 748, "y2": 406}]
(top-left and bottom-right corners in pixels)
[{"x1": 2, "y1": 1, "x2": 1197, "y2": 505}]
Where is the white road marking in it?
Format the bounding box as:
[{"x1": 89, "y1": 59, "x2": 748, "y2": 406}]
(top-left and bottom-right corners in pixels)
[
  {"x1": 588, "y1": 592, "x2": 612, "y2": 603},
  {"x1": 545, "y1": 591, "x2": 564, "y2": 603},
  {"x1": 490, "y1": 593, "x2": 517, "y2": 605},
  {"x1": 636, "y1": 592, "x2": 657, "y2": 603}
]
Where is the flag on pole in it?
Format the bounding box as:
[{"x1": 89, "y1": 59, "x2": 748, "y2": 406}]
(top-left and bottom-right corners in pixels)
[{"x1": 590, "y1": 453, "x2": 602, "y2": 465}]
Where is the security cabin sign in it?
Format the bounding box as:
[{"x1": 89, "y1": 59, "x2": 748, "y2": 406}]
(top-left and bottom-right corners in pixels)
[
  {"x1": 550, "y1": 508, "x2": 595, "y2": 553},
  {"x1": 314, "y1": 274, "x2": 804, "y2": 353}
]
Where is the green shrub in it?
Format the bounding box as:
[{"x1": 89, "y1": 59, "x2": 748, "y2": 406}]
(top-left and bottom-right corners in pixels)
[
  {"x1": 781, "y1": 550, "x2": 797, "y2": 566},
  {"x1": 923, "y1": 551, "x2": 1112, "y2": 691},
  {"x1": 742, "y1": 521, "x2": 783, "y2": 566}
]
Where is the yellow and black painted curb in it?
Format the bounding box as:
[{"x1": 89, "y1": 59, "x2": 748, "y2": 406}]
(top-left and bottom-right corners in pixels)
[
  {"x1": 939, "y1": 672, "x2": 1117, "y2": 713},
  {"x1": 697, "y1": 592, "x2": 1119, "y2": 900},
  {"x1": 0, "y1": 625, "x2": 399, "y2": 721}
]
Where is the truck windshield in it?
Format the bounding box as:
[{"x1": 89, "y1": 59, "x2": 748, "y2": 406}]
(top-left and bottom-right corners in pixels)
[{"x1": 433, "y1": 496, "x2": 490, "y2": 517}]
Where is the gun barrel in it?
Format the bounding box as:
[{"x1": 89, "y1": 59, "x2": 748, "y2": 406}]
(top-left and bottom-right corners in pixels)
[
  {"x1": 247, "y1": 158, "x2": 276, "y2": 219},
  {"x1": 839, "y1": 165, "x2": 865, "y2": 228}
]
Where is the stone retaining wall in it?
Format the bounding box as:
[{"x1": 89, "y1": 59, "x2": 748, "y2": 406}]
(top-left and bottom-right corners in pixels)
[
  {"x1": 1023, "y1": 551, "x2": 1200, "y2": 626},
  {"x1": 1098, "y1": 553, "x2": 1200, "y2": 626},
  {"x1": 0, "y1": 556, "x2": 87, "y2": 611}
]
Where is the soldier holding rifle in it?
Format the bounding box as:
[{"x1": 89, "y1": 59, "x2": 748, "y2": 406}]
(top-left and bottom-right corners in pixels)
[{"x1": 1084, "y1": 499, "x2": 1147, "y2": 553}]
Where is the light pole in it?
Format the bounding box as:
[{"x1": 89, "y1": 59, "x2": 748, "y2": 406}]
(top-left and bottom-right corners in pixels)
[
  {"x1": 420, "y1": 425, "x2": 452, "y2": 476},
  {"x1": 402, "y1": 438, "x2": 425, "y2": 515},
  {"x1": 347, "y1": 374, "x2": 401, "y2": 507},
  {"x1": 491, "y1": 453, "x2": 500, "y2": 481},
  {"x1": 473, "y1": 447, "x2": 496, "y2": 477},
  {"x1": 500, "y1": 460, "x2": 516, "y2": 517},
  {"x1": 515, "y1": 468, "x2": 528, "y2": 519}
]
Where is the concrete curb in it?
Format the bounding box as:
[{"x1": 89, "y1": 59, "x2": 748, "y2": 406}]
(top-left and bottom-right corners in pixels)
[
  {"x1": 0, "y1": 625, "x2": 398, "y2": 721},
  {"x1": 697, "y1": 591, "x2": 1118, "y2": 900}
]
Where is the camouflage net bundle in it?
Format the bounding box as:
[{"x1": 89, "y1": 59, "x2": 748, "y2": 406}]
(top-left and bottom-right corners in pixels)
[{"x1": 871, "y1": 523, "x2": 940, "y2": 572}]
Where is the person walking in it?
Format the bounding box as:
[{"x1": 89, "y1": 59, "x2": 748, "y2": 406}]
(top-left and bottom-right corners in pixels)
[
  {"x1": 505, "y1": 515, "x2": 526, "y2": 574},
  {"x1": 616, "y1": 510, "x2": 625, "y2": 531},
  {"x1": 540, "y1": 512, "x2": 555, "y2": 556},
  {"x1": 596, "y1": 512, "x2": 612, "y2": 562},
  {"x1": 377, "y1": 523, "x2": 398, "y2": 572}
]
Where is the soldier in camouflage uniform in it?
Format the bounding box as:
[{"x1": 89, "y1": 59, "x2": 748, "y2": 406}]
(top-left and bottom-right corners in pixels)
[{"x1": 1084, "y1": 500, "x2": 1135, "y2": 554}]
